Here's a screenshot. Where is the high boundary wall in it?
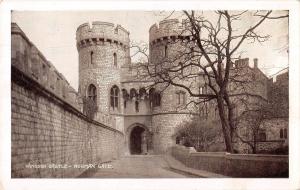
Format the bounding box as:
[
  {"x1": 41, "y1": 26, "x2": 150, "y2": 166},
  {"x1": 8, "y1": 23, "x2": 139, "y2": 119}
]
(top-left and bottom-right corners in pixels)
[
  {"x1": 11, "y1": 23, "x2": 124, "y2": 178},
  {"x1": 170, "y1": 145, "x2": 288, "y2": 177}
]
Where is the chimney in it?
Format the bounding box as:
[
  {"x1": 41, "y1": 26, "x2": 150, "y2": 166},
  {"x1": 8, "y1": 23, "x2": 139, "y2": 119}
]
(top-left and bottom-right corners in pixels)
[{"x1": 253, "y1": 58, "x2": 258, "y2": 68}]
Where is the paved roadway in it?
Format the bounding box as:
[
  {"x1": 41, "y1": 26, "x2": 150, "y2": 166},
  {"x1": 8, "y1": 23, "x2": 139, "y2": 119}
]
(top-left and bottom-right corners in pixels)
[{"x1": 81, "y1": 155, "x2": 188, "y2": 178}]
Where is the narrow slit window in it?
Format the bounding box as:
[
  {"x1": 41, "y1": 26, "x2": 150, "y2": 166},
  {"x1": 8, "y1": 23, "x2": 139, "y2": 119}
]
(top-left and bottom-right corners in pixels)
[
  {"x1": 90, "y1": 51, "x2": 94, "y2": 64},
  {"x1": 164, "y1": 45, "x2": 168, "y2": 58},
  {"x1": 179, "y1": 62, "x2": 183, "y2": 75},
  {"x1": 113, "y1": 53, "x2": 117, "y2": 67}
]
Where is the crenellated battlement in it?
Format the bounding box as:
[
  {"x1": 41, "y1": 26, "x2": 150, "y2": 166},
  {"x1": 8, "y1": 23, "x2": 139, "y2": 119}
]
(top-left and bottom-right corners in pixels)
[
  {"x1": 76, "y1": 21, "x2": 130, "y2": 50},
  {"x1": 149, "y1": 19, "x2": 190, "y2": 45},
  {"x1": 11, "y1": 23, "x2": 82, "y2": 110}
]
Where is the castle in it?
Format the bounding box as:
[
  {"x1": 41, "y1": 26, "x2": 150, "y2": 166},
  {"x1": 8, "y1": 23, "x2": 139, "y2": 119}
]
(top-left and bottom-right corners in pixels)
[
  {"x1": 11, "y1": 19, "x2": 288, "y2": 156},
  {"x1": 76, "y1": 20, "x2": 198, "y2": 155},
  {"x1": 75, "y1": 19, "x2": 288, "y2": 154}
]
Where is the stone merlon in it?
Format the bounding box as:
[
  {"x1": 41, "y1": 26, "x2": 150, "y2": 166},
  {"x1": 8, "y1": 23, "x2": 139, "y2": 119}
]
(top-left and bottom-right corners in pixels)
[
  {"x1": 76, "y1": 21, "x2": 130, "y2": 49},
  {"x1": 149, "y1": 19, "x2": 190, "y2": 44}
]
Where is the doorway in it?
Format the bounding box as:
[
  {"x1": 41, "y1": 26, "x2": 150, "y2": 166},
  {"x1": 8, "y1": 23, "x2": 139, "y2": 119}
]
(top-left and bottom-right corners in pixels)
[{"x1": 130, "y1": 126, "x2": 147, "y2": 155}]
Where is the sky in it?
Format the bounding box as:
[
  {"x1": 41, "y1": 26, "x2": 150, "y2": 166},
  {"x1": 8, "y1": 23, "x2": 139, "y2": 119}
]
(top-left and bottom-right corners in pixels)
[{"x1": 11, "y1": 11, "x2": 289, "y2": 89}]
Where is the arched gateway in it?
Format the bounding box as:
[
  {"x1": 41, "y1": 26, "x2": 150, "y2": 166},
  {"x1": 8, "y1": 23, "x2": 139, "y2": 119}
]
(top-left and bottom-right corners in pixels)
[{"x1": 126, "y1": 124, "x2": 152, "y2": 155}]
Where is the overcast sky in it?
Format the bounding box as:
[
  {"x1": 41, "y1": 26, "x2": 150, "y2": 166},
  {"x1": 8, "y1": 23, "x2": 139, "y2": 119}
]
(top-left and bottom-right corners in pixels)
[{"x1": 12, "y1": 11, "x2": 288, "y2": 89}]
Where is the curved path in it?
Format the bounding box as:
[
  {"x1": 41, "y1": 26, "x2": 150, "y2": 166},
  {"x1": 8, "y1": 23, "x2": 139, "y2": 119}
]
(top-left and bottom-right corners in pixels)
[{"x1": 81, "y1": 155, "x2": 189, "y2": 178}]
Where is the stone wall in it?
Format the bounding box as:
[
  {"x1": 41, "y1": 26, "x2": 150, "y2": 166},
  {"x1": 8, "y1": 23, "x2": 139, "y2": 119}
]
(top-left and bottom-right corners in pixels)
[
  {"x1": 11, "y1": 66, "x2": 124, "y2": 178},
  {"x1": 152, "y1": 114, "x2": 193, "y2": 153},
  {"x1": 11, "y1": 23, "x2": 82, "y2": 111},
  {"x1": 11, "y1": 23, "x2": 124, "y2": 178},
  {"x1": 268, "y1": 71, "x2": 289, "y2": 118},
  {"x1": 11, "y1": 63, "x2": 124, "y2": 178},
  {"x1": 170, "y1": 145, "x2": 288, "y2": 177},
  {"x1": 261, "y1": 118, "x2": 288, "y2": 141}
]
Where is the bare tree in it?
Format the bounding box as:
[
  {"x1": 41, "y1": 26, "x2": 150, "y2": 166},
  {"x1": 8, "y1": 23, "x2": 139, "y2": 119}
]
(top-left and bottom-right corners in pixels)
[
  {"x1": 133, "y1": 10, "x2": 288, "y2": 153},
  {"x1": 174, "y1": 116, "x2": 222, "y2": 151},
  {"x1": 234, "y1": 102, "x2": 271, "y2": 153}
]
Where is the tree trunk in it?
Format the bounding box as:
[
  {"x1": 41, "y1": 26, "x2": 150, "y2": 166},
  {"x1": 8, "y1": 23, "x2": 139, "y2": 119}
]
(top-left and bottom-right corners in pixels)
[
  {"x1": 253, "y1": 132, "x2": 257, "y2": 154},
  {"x1": 224, "y1": 91, "x2": 235, "y2": 142},
  {"x1": 217, "y1": 96, "x2": 234, "y2": 153}
]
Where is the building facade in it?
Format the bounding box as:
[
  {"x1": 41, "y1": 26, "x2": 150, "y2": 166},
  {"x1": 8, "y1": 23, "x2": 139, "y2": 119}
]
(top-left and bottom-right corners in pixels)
[
  {"x1": 76, "y1": 20, "x2": 197, "y2": 155},
  {"x1": 75, "y1": 19, "x2": 288, "y2": 155},
  {"x1": 12, "y1": 19, "x2": 288, "y2": 156}
]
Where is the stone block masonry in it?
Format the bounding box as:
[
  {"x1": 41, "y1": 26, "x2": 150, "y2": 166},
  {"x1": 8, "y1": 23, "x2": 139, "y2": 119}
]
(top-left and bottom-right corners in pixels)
[
  {"x1": 11, "y1": 22, "x2": 124, "y2": 178},
  {"x1": 11, "y1": 51, "x2": 124, "y2": 178}
]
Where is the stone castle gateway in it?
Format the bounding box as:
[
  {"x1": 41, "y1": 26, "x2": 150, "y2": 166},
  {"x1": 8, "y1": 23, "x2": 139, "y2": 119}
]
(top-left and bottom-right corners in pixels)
[
  {"x1": 75, "y1": 20, "x2": 288, "y2": 155},
  {"x1": 76, "y1": 20, "x2": 220, "y2": 155},
  {"x1": 11, "y1": 18, "x2": 288, "y2": 177}
]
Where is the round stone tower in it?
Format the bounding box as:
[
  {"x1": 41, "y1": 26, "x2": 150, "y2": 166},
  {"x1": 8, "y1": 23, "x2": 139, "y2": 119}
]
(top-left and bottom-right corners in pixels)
[
  {"x1": 149, "y1": 19, "x2": 197, "y2": 153},
  {"x1": 76, "y1": 21, "x2": 130, "y2": 127}
]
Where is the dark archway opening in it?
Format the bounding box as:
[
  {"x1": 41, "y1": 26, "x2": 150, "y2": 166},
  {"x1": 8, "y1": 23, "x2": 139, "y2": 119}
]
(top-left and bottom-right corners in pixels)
[{"x1": 130, "y1": 126, "x2": 145, "y2": 155}]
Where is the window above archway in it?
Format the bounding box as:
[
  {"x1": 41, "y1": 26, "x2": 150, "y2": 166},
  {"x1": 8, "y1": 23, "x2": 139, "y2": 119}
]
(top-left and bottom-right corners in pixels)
[
  {"x1": 113, "y1": 53, "x2": 117, "y2": 67},
  {"x1": 130, "y1": 88, "x2": 137, "y2": 99},
  {"x1": 90, "y1": 51, "x2": 94, "y2": 64}
]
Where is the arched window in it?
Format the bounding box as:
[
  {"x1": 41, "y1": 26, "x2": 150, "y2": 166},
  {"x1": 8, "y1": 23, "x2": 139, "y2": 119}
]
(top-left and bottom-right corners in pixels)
[
  {"x1": 130, "y1": 88, "x2": 137, "y2": 99},
  {"x1": 149, "y1": 88, "x2": 161, "y2": 107},
  {"x1": 113, "y1": 53, "x2": 117, "y2": 67},
  {"x1": 90, "y1": 51, "x2": 94, "y2": 64},
  {"x1": 110, "y1": 85, "x2": 119, "y2": 110},
  {"x1": 87, "y1": 84, "x2": 97, "y2": 102},
  {"x1": 139, "y1": 88, "x2": 147, "y2": 99},
  {"x1": 122, "y1": 89, "x2": 128, "y2": 109}
]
